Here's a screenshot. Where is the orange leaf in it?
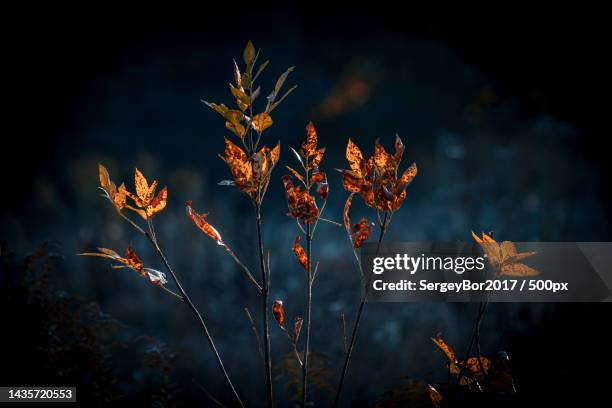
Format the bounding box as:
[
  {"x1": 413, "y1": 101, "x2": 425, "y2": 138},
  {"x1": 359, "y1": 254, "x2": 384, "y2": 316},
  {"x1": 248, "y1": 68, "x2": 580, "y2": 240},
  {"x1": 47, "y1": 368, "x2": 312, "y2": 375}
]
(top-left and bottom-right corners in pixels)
[
  {"x1": 147, "y1": 186, "x2": 167, "y2": 217},
  {"x1": 273, "y1": 300, "x2": 285, "y2": 328},
  {"x1": 346, "y1": 139, "x2": 365, "y2": 178},
  {"x1": 351, "y1": 217, "x2": 374, "y2": 248},
  {"x1": 226, "y1": 120, "x2": 246, "y2": 138},
  {"x1": 185, "y1": 200, "x2": 223, "y2": 243},
  {"x1": 431, "y1": 333, "x2": 456, "y2": 363},
  {"x1": 286, "y1": 165, "x2": 306, "y2": 187},
  {"x1": 301, "y1": 121, "x2": 318, "y2": 157},
  {"x1": 292, "y1": 235, "x2": 308, "y2": 270},
  {"x1": 309, "y1": 147, "x2": 325, "y2": 169},
  {"x1": 343, "y1": 193, "x2": 354, "y2": 236},
  {"x1": 252, "y1": 113, "x2": 273, "y2": 133}
]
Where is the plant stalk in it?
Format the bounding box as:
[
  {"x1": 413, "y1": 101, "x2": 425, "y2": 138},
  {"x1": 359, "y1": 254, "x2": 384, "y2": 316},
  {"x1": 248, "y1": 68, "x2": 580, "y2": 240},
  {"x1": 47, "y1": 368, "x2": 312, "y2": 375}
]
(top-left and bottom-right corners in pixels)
[
  {"x1": 332, "y1": 212, "x2": 389, "y2": 408},
  {"x1": 255, "y1": 204, "x2": 274, "y2": 408},
  {"x1": 302, "y1": 222, "x2": 313, "y2": 407},
  {"x1": 145, "y1": 225, "x2": 244, "y2": 408}
]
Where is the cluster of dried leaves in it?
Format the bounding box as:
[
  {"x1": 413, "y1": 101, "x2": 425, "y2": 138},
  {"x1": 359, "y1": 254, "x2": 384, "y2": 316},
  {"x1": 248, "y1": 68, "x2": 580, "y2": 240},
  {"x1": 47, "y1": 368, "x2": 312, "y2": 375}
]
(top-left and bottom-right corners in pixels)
[
  {"x1": 79, "y1": 245, "x2": 167, "y2": 286},
  {"x1": 80, "y1": 166, "x2": 171, "y2": 290},
  {"x1": 205, "y1": 40, "x2": 295, "y2": 205},
  {"x1": 99, "y1": 164, "x2": 167, "y2": 220},
  {"x1": 342, "y1": 136, "x2": 417, "y2": 212},
  {"x1": 472, "y1": 231, "x2": 540, "y2": 276},
  {"x1": 431, "y1": 333, "x2": 516, "y2": 396},
  {"x1": 341, "y1": 136, "x2": 417, "y2": 249},
  {"x1": 273, "y1": 300, "x2": 304, "y2": 351}
]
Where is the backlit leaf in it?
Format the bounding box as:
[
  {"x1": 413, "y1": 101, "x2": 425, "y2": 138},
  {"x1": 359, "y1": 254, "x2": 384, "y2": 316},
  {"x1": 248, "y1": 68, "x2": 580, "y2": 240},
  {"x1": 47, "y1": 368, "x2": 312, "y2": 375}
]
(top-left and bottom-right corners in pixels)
[
  {"x1": 292, "y1": 235, "x2": 308, "y2": 271},
  {"x1": 252, "y1": 112, "x2": 273, "y2": 133},
  {"x1": 273, "y1": 300, "x2": 286, "y2": 328},
  {"x1": 185, "y1": 200, "x2": 223, "y2": 244},
  {"x1": 243, "y1": 40, "x2": 256, "y2": 66}
]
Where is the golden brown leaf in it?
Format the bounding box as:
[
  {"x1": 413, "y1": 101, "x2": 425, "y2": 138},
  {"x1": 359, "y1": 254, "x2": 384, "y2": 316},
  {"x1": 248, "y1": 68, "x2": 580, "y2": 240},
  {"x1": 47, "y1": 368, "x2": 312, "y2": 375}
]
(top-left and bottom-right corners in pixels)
[
  {"x1": 292, "y1": 235, "x2": 308, "y2": 271},
  {"x1": 351, "y1": 217, "x2": 374, "y2": 248},
  {"x1": 431, "y1": 333, "x2": 456, "y2": 363},
  {"x1": 343, "y1": 193, "x2": 354, "y2": 236},
  {"x1": 243, "y1": 40, "x2": 256, "y2": 66},
  {"x1": 185, "y1": 200, "x2": 223, "y2": 243},
  {"x1": 124, "y1": 244, "x2": 144, "y2": 275},
  {"x1": 229, "y1": 84, "x2": 250, "y2": 111},
  {"x1": 472, "y1": 232, "x2": 539, "y2": 276},
  {"x1": 252, "y1": 113, "x2": 273, "y2": 133},
  {"x1": 147, "y1": 187, "x2": 167, "y2": 217},
  {"x1": 309, "y1": 147, "x2": 325, "y2": 169},
  {"x1": 99, "y1": 164, "x2": 128, "y2": 210},
  {"x1": 397, "y1": 162, "x2": 418, "y2": 192},
  {"x1": 270, "y1": 142, "x2": 281, "y2": 166},
  {"x1": 220, "y1": 138, "x2": 254, "y2": 195},
  {"x1": 226, "y1": 120, "x2": 246, "y2": 138},
  {"x1": 286, "y1": 166, "x2": 306, "y2": 187},
  {"x1": 301, "y1": 121, "x2": 318, "y2": 157},
  {"x1": 500, "y1": 263, "x2": 540, "y2": 277},
  {"x1": 99, "y1": 164, "x2": 112, "y2": 192},
  {"x1": 273, "y1": 300, "x2": 285, "y2": 328},
  {"x1": 283, "y1": 176, "x2": 319, "y2": 224},
  {"x1": 346, "y1": 139, "x2": 366, "y2": 178},
  {"x1": 134, "y1": 168, "x2": 153, "y2": 205}
]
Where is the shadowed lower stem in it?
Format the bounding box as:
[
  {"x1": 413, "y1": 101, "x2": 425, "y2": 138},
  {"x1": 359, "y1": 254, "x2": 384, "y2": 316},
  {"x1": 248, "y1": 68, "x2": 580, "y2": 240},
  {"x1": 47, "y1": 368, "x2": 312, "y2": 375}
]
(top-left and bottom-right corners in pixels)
[
  {"x1": 333, "y1": 212, "x2": 389, "y2": 408},
  {"x1": 145, "y1": 222, "x2": 245, "y2": 408},
  {"x1": 302, "y1": 222, "x2": 313, "y2": 407},
  {"x1": 255, "y1": 204, "x2": 274, "y2": 408}
]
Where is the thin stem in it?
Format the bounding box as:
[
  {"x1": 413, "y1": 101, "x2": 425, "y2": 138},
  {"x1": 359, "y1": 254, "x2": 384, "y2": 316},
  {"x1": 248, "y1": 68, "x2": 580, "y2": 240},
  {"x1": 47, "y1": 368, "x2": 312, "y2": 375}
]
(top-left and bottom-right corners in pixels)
[
  {"x1": 333, "y1": 212, "x2": 389, "y2": 408},
  {"x1": 302, "y1": 222, "x2": 313, "y2": 408},
  {"x1": 223, "y1": 243, "x2": 263, "y2": 293},
  {"x1": 255, "y1": 204, "x2": 274, "y2": 408},
  {"x1": 146, "y1": 222, "x2": 245, "y2": 408},
  {"x1": 158, "y1": 283, "x2": 184, "y2": 300},
  {"x1": 245, "y1": 307, "x2": 264, "y2": 361}
]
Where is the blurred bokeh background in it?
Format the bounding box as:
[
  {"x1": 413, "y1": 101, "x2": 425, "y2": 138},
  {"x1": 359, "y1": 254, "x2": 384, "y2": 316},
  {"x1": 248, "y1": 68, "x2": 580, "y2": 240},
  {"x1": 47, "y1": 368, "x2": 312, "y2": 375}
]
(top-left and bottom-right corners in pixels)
[{"x1": 2, "y1": 5, "x2": 611, "y2": 406}]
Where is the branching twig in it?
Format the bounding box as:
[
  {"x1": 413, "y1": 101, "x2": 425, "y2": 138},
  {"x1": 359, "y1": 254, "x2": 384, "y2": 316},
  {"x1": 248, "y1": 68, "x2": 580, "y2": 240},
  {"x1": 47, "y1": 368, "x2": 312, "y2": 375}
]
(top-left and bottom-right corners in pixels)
[{"x1": 118, "y1": 213, "x2": 245, "y2": 408}]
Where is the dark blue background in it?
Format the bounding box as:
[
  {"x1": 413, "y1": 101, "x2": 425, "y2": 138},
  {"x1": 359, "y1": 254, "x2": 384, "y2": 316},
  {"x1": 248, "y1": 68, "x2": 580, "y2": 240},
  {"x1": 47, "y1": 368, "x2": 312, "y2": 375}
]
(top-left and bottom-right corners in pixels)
[{"x1": 2, "y1": 5, "x2": 611, "y2": 406}]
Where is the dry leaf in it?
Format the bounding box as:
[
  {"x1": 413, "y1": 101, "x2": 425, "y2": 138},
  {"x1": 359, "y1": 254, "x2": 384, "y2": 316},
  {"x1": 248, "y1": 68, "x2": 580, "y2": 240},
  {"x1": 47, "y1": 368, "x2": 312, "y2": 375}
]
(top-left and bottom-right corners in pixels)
[
  {"x1": 243, "y1": 40, "x2": 256, "y2": 66},
  {"x1": 341, "y1": 137, "x2": 417, "y2": 212},
  {"x1": 79, "y1": 244, "x2": 167, "y2": 285},
  {"x1": 273, "y1": 300, "x2": 286, "y2": 328},
  {"x1": 292, "y1": 317, "x2": 303, "y2": 344},
  {"x1": 185, "y1": 200, "x2": 223, "y2": 244},
  {"x1": 98, "y1": 164, "x2": 127, "y2": 210},
  {"x1": 286, "y1": 165, "x2": 306, "y2": 187},
  {"x1": 351, "y1": 217, "x2": 374, "y2": 248},
  {"x1": 471, "y1": 232, "x2": 540, "y2": 277},
  {"x1": 292, "y1": 235, "x2": 308, "y2": 271},
  {"x1": 122, "y1": 168, "x2": 168, "y2": 220},
  {"x1": 252, "y1": 113, "x2": 273, "y2": 133}
]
